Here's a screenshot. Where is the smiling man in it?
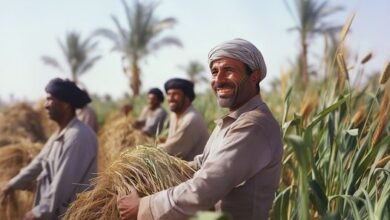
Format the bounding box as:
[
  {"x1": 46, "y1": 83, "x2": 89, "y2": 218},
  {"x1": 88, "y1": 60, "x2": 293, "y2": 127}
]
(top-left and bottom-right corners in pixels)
[
  {"x1": 1, "y1": 78, "x2": 98, "y2": 220},
  {"x1": 117, "y1": 39, "x2": 283, "y2": 220},
  {"x1": 158, "y1": 78, "x2": 209, "y2": 161}
]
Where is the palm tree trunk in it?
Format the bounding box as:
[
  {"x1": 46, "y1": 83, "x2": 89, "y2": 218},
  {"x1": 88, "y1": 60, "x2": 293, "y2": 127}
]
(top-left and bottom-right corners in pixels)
[
  {"x1": 300, "y1": 36, "x2": 309, "y2": 86},
  {"x1": 130, "y1": 58, "x2": 141, "y2": 96},
  {"x1": 71, "y1": 71, "x2": 78, "y2": 83}
]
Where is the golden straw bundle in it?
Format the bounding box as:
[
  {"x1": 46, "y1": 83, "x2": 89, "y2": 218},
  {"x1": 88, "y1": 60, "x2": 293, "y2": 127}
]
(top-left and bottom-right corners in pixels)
[
  {"x1": 64, "y1": 146, "x2": 194, "y2": 220},
  {"x1": 0, "y1": 141, "x2": 42, "y2": 220}
]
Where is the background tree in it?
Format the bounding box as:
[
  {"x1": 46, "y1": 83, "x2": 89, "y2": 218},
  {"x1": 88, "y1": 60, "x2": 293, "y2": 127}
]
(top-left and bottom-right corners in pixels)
[
  {"x1": 41, "y1": 31, "x2": 101, "y2": 84},
  {"x1": 284, "y1": 0, "x2": 343, "y2": 86},
  {"x1": 95, "y1": 0, "x2": 182, "y2": 96},
  {"x1": 179, "y1": 60, "x2": 208, "y2": 86}
]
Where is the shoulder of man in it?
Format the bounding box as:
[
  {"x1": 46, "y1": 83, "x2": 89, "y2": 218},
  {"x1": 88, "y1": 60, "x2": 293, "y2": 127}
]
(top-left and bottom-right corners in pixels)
[
  {"x1": 63, "y1": 119, "x2": 98, "y2": 144},
  {"x1": 235, "y1": 104, "x2": 279, "y2": 130}
]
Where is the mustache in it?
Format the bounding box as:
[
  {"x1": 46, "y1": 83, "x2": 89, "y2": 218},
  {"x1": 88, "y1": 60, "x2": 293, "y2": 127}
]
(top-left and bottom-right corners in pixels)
[{"x1": 213, "y1": 82, "x2": 235, "y2": 89}]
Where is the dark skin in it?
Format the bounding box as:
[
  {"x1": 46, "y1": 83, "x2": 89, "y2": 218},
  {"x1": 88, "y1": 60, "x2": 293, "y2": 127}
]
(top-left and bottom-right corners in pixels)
[
  {"x1": 0, "y1": 93, "x2": 76, "y2": 220},
  {"x1": 166, "y1": 89, "x2": 191, "y2": 118},
  {"x1": 116, "y1": 58, "x2": 261, "y2": 219}
]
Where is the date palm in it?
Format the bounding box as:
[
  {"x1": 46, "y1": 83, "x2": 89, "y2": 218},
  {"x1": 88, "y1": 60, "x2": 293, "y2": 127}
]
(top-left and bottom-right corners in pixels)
[
  {"x1": 179, "y1": 61, "x2": 208, "y2": 86},
  {"x1": 95, "y1": 0, "x2": 182, "y2": 96},
  {"x1": 41, "y1": 32, "x2": 101, "y2": 84},
  {"x1": 284, "y1": 0, "x2": 343, "y2": 85}
]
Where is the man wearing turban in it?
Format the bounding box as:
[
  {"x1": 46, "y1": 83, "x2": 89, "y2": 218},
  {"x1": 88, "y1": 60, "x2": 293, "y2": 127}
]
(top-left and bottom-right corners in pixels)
[
  {"x1": 1, "y1": 78, "x2": 98, "y2": 220},
  {"x1": 117, "y1": 39, "x2": 283, "y2": 220},
  {"x1": 158, "y1": 78, "x2": 209, "y2": 161},
  {"x1": 133, "y1": 88, "x2": 167, "y2": 137}
]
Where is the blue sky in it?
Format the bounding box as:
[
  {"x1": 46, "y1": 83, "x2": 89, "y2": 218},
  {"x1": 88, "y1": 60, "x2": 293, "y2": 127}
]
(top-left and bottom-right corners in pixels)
[{"x1": 0, "y1": 0, "x2": 389, "y2": 102}]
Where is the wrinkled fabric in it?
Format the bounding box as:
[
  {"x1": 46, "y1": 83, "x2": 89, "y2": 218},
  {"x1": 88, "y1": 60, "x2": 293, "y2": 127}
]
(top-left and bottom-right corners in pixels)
[
  {"x1": 138, "y1": 96, "x2": 283, "y2": 220},
  {"x1": 137, "y1": 106, "x2": 167, "y2": 136},
  {"x1": 208, "y1": 38, "x2": 267, "y2": 81},
  {"x1": 9, "y1": 117, "x2": 98, "y2": 219},
  {"x1": 158, "y1": 105, "x2": 208, "y2": 161}
]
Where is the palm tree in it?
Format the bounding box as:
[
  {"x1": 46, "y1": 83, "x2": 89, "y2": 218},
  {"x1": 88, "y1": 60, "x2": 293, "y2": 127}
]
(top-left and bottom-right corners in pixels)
[
  {"x1": 284, "y1": 0, "x2": 343, "y2": 85},
  {"x1": 179, "y1": 61, "x2": 208, "y2": 86},
  {"x1": 41, "y1": 31, "x2": 101, "y2": 83},
  {"x1": 95, "y1": 0, "x2": 182, "y2": 96}
]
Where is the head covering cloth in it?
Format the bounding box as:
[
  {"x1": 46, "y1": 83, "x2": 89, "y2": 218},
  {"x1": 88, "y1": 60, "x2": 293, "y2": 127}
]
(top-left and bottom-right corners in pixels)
[
  {"x1": 148, "y1": 88, "x2": 164, "y2": 102},
  {"x1": 45, "y1": 78, "x2": 91, "y2": 109},
  {"x1": 208, "y1": 38, "x2": 267, "y2": 81},
  {"x1": 164, "y1": 78, "x2": 195, "y2": 102}
]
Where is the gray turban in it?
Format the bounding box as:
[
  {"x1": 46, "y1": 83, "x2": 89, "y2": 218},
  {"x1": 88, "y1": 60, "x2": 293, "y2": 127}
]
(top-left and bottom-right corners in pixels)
[{"x1": 208, "y1": 38, "x2": 267, "y2": 81}]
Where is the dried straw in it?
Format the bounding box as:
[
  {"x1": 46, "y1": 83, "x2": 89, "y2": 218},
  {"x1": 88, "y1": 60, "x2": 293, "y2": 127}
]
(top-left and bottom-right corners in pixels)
[
  {"x1": 98, "y1": 113, "x2": 153, "y2": 170},
  {"x1": 0, "y1": 141, "x2": 42, "y2": 220},
  {"x1": 379, "y1": 61, "x2": 390, "y2": 84},
  {"x1": 0, "y1": 102, "x2": 48, "y2": 143},
  {"x1": 63, "y1": 146, "x2": 195, "y2": 220}
]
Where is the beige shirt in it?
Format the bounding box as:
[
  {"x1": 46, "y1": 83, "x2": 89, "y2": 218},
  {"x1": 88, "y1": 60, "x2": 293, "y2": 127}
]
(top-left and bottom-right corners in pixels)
[
  {"x1": 9, "y1": 117, "x2": 98, "y2": 220},
  {"x1": 159, "y1": 105, "x2": 208, "y2": 161},
  {"x1": 137, "y1": 106, "x2": 167, "y2": 136},
  {"x1": 138, "y1": 95, "x2": 283, "y2": 220}
]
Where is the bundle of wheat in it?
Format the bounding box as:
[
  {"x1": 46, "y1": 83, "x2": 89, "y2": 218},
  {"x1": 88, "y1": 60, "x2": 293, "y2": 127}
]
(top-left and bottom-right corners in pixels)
[
  {"x1": 0, "y1": 141, "x2": 42, "y2": 220},
  {"x1": 64, "y1": 146, "x2": 194, "y2": 220},
  {"x1": 0, "y1": 102, "x2": 47, "y2": 143}
]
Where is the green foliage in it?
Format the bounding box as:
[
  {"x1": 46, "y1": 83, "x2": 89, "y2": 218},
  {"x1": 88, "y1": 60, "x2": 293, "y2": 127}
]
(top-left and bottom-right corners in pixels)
[{"x1": 190, "y1": 211, "x2": 232, "y2": 220}]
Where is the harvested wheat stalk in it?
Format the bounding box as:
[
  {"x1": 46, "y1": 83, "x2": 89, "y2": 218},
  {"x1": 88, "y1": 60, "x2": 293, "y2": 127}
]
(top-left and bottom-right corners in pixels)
[{"x1": 64, "y1": 145, "x2": 194, "y2": 220}]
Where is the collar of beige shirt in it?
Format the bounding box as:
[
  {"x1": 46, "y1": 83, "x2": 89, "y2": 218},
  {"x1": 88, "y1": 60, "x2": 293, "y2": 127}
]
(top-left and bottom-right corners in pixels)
[{"x1": 214, "y1": 95, "x2": 264, "y2": 127}]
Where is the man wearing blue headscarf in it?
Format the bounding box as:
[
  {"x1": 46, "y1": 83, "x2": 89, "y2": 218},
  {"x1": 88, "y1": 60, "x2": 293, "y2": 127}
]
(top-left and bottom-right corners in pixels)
[
  {"x1": 117, "y1": 39, "x2": 283, "y2": 220},
  {"x1": 1, "y1": 78, "x2": 98, "y2": 220}
]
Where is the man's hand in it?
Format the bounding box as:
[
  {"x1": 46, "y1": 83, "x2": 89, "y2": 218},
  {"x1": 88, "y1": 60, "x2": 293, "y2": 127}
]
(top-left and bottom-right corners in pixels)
[
  {"x1": 117, "y1": 187, "x2": 141, "y2": 220},
  {"x1": 23, "y1": 211, "x2": 37, "y2": 220},
  {"x1": 0, "y1": 183, "x2": 14, "y2": 205}
]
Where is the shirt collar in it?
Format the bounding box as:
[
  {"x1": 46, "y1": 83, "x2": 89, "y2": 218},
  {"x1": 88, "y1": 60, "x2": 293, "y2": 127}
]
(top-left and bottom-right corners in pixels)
[
  {"x1": 215, "y1": 95, "x2": 264, "y2": 127},
  {"x1": 54, "y1": 116, "x2": 78, "y2": 141}
]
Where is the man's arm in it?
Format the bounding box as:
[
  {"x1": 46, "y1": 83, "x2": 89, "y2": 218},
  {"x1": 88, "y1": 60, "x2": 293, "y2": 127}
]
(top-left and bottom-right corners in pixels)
[
  {"x1": 31, "y1": 135, "x2": 97, "y2": 218},
  {"x1": 124, "y1": 121, "x2": 273, "y2": 219},
  {"x1": 7, "y1": 140, "x2": 52, "y2": 190}
]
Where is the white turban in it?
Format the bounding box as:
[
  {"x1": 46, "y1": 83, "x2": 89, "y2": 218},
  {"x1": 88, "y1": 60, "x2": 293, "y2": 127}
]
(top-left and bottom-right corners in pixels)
[{"x1": 208, "y1": 38, "x2": 267, "y2": 81}]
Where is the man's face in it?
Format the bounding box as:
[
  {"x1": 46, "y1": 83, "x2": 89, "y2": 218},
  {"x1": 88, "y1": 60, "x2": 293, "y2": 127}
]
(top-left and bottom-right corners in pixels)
[
  {"x1": 210, "y1": 57, "x2": 256, "y2": 111},
  {"x1": 44, "y1": 94, "x2": 68, "y2": 122},
  {"x1": 147, "y1": 93, "x2": 160, "y2": 110},
  {"x1": 166, "y1": 89, "x2": 186, "y2": 113}
]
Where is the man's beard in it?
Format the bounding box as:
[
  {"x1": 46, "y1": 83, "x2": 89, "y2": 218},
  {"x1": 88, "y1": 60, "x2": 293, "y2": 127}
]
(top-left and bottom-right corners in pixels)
[
  {"x1": 216, "y1": 84, "x2": 238, "y2": 108},
  {"x1": 214, "y1": 75, "x2": 249, "y2": 109}
]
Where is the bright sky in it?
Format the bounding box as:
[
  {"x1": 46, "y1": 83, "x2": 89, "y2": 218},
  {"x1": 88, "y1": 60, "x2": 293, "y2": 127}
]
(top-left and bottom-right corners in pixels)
[{"x1": 0, "y1": 0, "x2": 389, "y2": 102}]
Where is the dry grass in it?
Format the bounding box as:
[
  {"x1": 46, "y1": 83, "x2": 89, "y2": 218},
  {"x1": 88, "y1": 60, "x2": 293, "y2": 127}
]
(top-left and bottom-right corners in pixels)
[
  {"x1": 0, "y1": 141, "x2": 42, "y2": 220},
  {"x1": 64, "y1": 145, "x2": 195, "y2": 220},
  {"x1": 98, "y1": 113, "x2": 153, "y2": 171},
  {"x1": 0, "y1": 102, "x2": 48, "y2": 143}
]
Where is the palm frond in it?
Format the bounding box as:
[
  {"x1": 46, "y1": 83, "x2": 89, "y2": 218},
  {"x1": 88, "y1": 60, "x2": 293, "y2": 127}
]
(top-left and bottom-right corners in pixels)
[
  {"x1": 149, "y1": 36, "x2": 182, "y2": 52},
  {"x1": 77, "y1": 55, "x2": 102, "y2": 75},
  {"x1": 41, "y1": 56, "x2": 65, "y2": 73},
  {"x1": 152, "y1": 17, "x2": 177, "y2": 34}
]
